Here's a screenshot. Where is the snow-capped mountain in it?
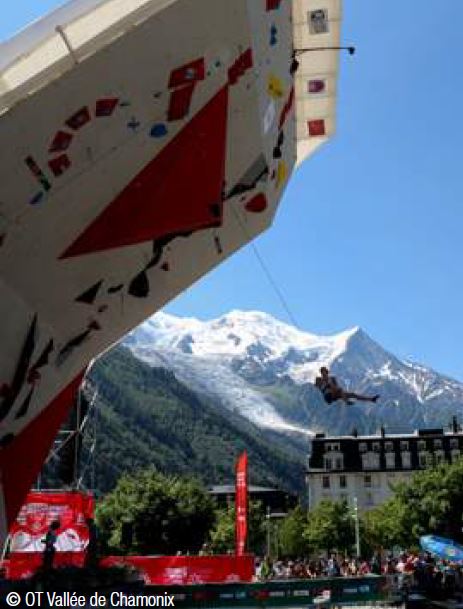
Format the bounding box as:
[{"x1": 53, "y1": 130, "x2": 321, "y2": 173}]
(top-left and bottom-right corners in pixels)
[{"x1": 122, "y1": 310, "x2": 463, "y2": 437}]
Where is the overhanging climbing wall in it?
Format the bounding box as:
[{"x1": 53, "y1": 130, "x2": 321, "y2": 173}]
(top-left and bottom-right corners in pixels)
[{"x1": 0, "y1": 0, "x2": 342, "y2": 544}]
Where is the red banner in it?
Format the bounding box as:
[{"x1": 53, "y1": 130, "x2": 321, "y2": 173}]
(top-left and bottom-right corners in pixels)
[
  {"x1": 9, "y1": 491, "x2": 94, "y2": 554},
  {"x1": 235, "y1": 451, "x2": 248, "y2": 556},
  {"x1": 101, "y1": 554, "x2": 254, "y2": 585}
]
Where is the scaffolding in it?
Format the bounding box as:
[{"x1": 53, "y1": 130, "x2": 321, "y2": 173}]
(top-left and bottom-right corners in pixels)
[{"x1": 37, "y1": 379, "x2": 98, "y2": 493}]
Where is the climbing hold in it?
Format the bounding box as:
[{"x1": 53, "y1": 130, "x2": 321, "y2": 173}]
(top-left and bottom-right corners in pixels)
[{"x1": 150, "y1": 123, "x2": 168, "y2": 138}]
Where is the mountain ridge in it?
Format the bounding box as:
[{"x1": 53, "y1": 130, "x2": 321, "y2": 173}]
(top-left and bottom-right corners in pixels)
[{"x1": 123, "y1": 310, "x2": 463, "y2": 436}]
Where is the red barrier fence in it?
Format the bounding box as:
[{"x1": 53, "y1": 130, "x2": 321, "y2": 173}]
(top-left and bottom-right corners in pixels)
[
  {"x1": 101, "y1": 554, "x2": 255, "y2": 585},
  {"x1": 4, "y1": 553, "x2": 254, "y2": 583},
  {"x1": 4, "y1": 552, "x2": 85, "y2": 580}
]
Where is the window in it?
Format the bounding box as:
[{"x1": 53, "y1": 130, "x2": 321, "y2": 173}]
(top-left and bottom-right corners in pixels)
[
  {"x1": 324, "y1": 457, "x2": 332, "y2": 470},
  {"x1": 327, "y1": 442, "x2": 340, "y2": 452},
  {"x1": 322, "y1": 476, "x2": 330, "y2": 489},
  {"x1": 334, "y1": 457, "x2": 344, "y2": 470},
  {"x1": 450, "y1": 438, "x2": 459, "y2": 449},
  {"x1": 340, "y1": 475, "x2": 347, "y2": 489},
  {"x1": 401, "y1": 452, "x2": 411, "y2": 468},
  {"x1": 435, "y1": 451, "x2": 445, "y2": 465},
  {"x1": 419, "y1": 452, "x2": 427, "y2": 468},
  {"x1": 426, "y1": 453, "x2": 434, "y2": 467},
  {"x1": 359, "y1": 442, "x2": 367, "y2": 453},
  {"x1": 385, "y1": 453, "x2": 395, "y2": 469},
  {"x1": 434, "y1": 439, "x2": 442, "y2": 449},
  {"x1": 364, "y1": 475, "x2": 372, "y2": 488},
  {"x1": 308, "y1": 9, "x2": 329, "y2": 35},
  {"x1": 400, "y1": 441, "x2": 409, "y2": 451},
  {"x1": 372, "y1": 442, "x2": 381, "y2": 452},
  {"x1": 418, "y1": 440, "x2": 426, "y2": 451},
  {"x1": 362, "y1": 452, "x2": 379, "y2": 470},
  {"x1": 451, "y1": 449, "x2": 461, "y2": 462},
  {"x1": 385, "y1": 441, "x2": 394, "y2": 452}
]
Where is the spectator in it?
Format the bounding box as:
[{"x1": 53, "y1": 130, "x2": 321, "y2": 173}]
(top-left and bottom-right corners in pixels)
[{"x1": 42, "y1": 519, "x2": 60, "y2": 571}]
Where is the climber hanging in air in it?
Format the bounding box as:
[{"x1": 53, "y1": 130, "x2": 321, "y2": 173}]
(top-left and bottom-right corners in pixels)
[{"x1": 315, "y1": 367, "x2": 379, "y2": 406}]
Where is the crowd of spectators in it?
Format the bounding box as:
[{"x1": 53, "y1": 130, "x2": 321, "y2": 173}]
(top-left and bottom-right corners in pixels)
[{"x1": 255, "y1": 552, "x2": 463, "y2": 598}]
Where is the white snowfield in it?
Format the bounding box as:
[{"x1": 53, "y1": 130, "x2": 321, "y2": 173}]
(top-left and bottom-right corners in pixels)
[
  {"x1": 134, "y1": 310, "x2": 357, "y2": 380},
  {"x1": 123, "y1": 310, "x2": 463, "y2": 435}
]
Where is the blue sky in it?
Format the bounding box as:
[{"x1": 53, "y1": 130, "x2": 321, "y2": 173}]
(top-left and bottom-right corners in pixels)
[{"x1": 2, "y1": 2, "x2": 462, "y2": 381}]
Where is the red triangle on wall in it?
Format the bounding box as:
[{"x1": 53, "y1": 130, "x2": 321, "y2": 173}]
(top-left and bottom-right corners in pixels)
[{"x1": 61, "y1": 86, "x2": 229, "y2": 258}]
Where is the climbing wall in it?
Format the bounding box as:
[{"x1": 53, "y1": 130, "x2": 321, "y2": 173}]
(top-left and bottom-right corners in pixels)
[{"x1": 0, "y1": 0, "x2": 341, "y2": 543}]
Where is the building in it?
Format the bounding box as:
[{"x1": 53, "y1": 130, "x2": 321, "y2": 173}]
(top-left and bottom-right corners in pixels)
[
  {"x1": 307, "y1": 420, "x2": 463, "y2": 511},
  {"x1": 209, "y1": 485, "x2": 297, "y2": 515}
]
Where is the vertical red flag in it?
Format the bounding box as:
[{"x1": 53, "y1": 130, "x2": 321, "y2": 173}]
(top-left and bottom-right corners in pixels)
[{"x1": 235, "y1": 451, "x2": 248, "y2": 555}]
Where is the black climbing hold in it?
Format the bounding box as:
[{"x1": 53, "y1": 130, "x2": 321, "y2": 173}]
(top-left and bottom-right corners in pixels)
[
  {"x1": 108, "y1": 284, "x2": 124, "y2": 294},
  {"x1": 214, "y1": 236, "x2": 223, "y2": 255},
  {"x1": 75, "y1": 280, "x2": 103, "y2": 304},
  {"x1": 210, "y1": 203, "x2": 221, "y2": 218},
  {"x1": 0, "y1": 433, "x2": 14, "y2": 448},
  {"x1": 15, "y1": 388, "x2": 34, "y2": 419},
  {"x1": 128, "y1": 271, "x2": 150, "y2": 298},
  {"x1": 0, "y1": 315, "x2": 37, "y2": 421}
]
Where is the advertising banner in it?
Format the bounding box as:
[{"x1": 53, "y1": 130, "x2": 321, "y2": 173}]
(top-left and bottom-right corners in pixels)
[
  {"x1": 235, "y1": 451, "x2": 248, "y2": 556},
  {"x1": 9, "y1": 490, "x2": 94, "y2": 553}
]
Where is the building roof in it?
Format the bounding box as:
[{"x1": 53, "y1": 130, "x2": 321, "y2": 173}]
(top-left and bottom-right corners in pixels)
[
  {"x1": 308, "y1": 426, "x2": 463, "y2": 474},
  {"x1": 208, "y1": 485, "x2": 283, "y2": 495}
]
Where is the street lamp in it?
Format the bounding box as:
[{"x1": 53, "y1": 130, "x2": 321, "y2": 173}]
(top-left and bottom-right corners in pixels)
[
  {"x1": 266, "y1": 509, "x2": 288, "y2": 558},
  {"x1": 353, "y1": 497, "x2": 360, "y2": 559},
  {"x1": 294, "y1": 46, "x2": 356, "y2": 55},
  {"x1": 290, "y1": 46, "x2": 355, "y2": 75}
]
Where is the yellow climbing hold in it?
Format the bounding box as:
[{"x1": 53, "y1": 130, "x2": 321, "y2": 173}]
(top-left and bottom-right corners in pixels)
[
  {"x1": 276, "y1": 161, "x2": 288, "y2": 188},
  {"x1": 268, "y1": 74, "x2": 285, "y2": 99}
]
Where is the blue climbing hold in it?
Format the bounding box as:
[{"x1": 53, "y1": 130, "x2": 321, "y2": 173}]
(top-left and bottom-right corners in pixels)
[
  {"x1": 29, "y1": 192, "x2": 44, "y2": 205},
  {"x1": 150, "y1": 123, "x2": 168, "y2": 138},
  {"x1": 270, "y1": 24, "x2": 278, "y2": 46}
]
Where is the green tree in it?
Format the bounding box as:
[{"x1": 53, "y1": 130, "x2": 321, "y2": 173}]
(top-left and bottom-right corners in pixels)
[
  {"x1": 304, "y1": 499, "x2": 355, "y2": 555},
  {"x1": 362, "y1": 458, "x2": 463, "y2": 550},
  {"x1": 362, "y1": 495, "x2": 407, "y2": 551},
  {"x1": 96, "y1": 468, "x2": 215, "y2": 555},
  {"x1": 209, "y1": 501, "x2": 266, "y2": 555},
  {"x1": 278, "y1": 505, "x2": 309, "y2": 558}
]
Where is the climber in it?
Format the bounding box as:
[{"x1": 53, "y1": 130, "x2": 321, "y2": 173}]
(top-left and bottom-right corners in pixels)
[{"x1": 315, "y1": 366, "x2": 379, "y2": 406}]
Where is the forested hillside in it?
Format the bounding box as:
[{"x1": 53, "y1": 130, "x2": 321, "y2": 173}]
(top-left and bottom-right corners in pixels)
[{"x1": 43, "y1": 347, "x2": 307, "y2": 497}]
